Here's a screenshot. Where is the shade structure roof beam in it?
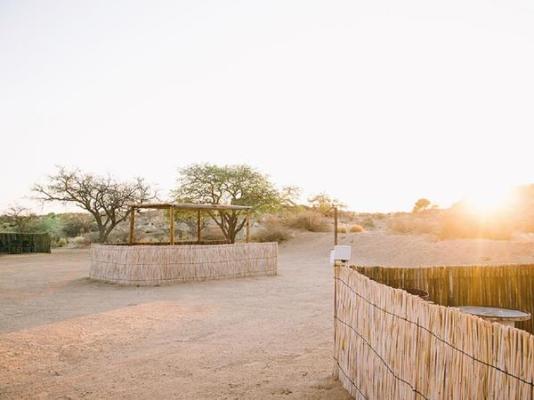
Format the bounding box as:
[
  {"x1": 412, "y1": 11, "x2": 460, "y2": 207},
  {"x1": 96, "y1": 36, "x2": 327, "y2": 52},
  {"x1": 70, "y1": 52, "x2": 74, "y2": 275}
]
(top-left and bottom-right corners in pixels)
[{"x1": 128, "y1": 203, "x2": 252, "y2": 211}]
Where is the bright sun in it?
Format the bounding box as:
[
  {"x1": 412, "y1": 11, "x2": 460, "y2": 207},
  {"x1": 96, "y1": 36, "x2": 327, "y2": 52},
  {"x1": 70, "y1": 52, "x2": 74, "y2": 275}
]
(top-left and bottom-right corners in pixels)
[{"x1": 463, "y1": 186, "x2": 514, "y2": 216}]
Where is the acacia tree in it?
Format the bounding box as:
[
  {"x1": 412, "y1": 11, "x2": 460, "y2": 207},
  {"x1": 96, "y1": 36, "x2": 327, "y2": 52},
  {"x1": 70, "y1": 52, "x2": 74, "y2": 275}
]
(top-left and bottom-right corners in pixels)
[
  {"x1": 308, "y1": 193, "x2": 346, "y2": 216},
  {"x1": 33, "y1": 167, "x2": 155, "y2": 242},
  {"x1": 279, "y1": 186, "x2": 302, "y2": 208},
  {"x1": 412, "y1": 198, "x2": 432, "y2": 213},
  {"x1": 174, "y1": 164, "x2": 281, "y2": 243},
  {"x1": 1, "y1": 206, "x2": 38, "y2": 233}
]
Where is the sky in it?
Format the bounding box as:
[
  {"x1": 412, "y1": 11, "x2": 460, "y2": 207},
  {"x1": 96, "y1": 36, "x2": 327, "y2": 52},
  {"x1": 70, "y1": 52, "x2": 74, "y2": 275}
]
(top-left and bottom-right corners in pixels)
[{"x1": 1, "y1": 0, "x2": 533, "y2": 213}]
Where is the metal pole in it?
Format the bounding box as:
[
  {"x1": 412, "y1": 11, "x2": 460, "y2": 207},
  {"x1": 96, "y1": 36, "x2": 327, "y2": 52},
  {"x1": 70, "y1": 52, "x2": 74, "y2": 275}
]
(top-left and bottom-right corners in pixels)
[{"x1": 334, "y1": 207, "x2": 338, "y2": 245}]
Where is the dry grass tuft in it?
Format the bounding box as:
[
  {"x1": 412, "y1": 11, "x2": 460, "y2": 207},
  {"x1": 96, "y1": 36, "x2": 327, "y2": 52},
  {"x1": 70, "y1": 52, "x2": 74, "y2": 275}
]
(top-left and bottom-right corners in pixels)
[
  {"x1": 388, "y1": 213, "x2": 438, "y2": 235},
  {"x1": 254, "y1": 225, "x2": 291, "y2": 243},
  {"x1": 349, "y1": 224, "x2": 364, "y2": 233},
  {"x1": 336, "y1": 226, "x2": 347, "y2": 233},
  {"x1": 285, "y1": 210, "x2": 331, "y2": 232}
]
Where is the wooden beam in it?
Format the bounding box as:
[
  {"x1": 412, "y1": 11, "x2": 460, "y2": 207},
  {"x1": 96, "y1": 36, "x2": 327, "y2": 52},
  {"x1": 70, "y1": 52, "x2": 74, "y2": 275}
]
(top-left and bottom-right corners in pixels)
[
  {"x1": 197, "y1": 210, "x2": 201, "y2": 242},
  {"x1": 169, "y1": 206, "x2": 175, "y2": 245},
  {"x1": 129, "y1": 207, "x2": 136, "y2": 245},
  {"x1": 334, "y1": 207, "x2": 338, "y2": 246},
  {"x1": 127, "y1": 202, "x2": 252, "y2": 211}
]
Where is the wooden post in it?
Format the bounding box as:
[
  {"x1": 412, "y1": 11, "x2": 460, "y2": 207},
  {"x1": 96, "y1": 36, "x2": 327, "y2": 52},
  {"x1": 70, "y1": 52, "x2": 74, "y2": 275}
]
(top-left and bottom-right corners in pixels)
[
  {"x1": 246, "y1": 212, "x2": 250, "y2": 243},
  {"x1": 334, "y1": 207, "x2": 338, "y2": 246},
  {"x1": 169, "y1": 206, "x2": 175, "y2": 245},
  {"x1": 129, "y1": 206, "x2": 136, "y2": 245},
  {"x1": 333, "y1": 260, "x2": 338, "y2": 368},
  {"x1": 197, "y1": 209, "x2": 201, "y2": 243}
]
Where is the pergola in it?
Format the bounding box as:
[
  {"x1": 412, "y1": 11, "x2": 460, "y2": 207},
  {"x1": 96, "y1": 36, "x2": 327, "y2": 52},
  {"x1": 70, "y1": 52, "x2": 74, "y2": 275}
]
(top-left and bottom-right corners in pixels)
[{"x1": 127, "y1": 202, "x2": 253, "y2": 245}]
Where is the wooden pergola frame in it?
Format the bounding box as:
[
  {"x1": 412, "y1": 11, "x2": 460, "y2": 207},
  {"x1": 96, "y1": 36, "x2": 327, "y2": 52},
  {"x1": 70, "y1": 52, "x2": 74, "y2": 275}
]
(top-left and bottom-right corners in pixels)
[{"x1": 127, "y1": 203, "x2": 253, "y2": 245}]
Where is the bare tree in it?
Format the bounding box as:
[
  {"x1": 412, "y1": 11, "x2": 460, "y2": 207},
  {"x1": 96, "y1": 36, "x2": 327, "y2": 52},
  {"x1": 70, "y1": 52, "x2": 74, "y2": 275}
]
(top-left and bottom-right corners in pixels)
[
  {"x1": 33, "y1": 167, "x2": 155, "y2": 242},
  {"x1": 280, "y1": 186, "x2": 302, "y2": 207},
  {"x1": 1, "y1": 206, "x2": 38, "y2": 233},
  {"x1": 308, "y1": 193, "x2": 346, "y2": 216}
]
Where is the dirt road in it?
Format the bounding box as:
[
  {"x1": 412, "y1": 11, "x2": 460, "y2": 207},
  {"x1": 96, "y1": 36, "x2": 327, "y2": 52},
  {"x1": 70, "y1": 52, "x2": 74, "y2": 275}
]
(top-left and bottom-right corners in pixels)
[
  {"x1": 2, "y1": 231, "x2": 533, "y2": 399},
  {"x1": 0, "y1": 233, "x2": 350, "y2": 399}
]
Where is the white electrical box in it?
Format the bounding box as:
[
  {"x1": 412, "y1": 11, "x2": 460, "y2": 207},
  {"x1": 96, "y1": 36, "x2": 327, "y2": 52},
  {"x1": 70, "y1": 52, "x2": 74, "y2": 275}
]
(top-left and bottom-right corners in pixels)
[{"x1": 333, "y1": 245, "x2": 351, "y2": 262}]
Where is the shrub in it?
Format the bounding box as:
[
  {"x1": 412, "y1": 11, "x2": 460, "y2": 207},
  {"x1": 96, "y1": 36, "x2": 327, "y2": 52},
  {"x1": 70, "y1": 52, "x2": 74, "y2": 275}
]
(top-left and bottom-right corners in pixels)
[
  {"x1": 53, "y1": 237, "x2": 68, "y2": 248},
  {"x1": 61, "y1": 214, "x2": 95, "y2": 237},
  {"x1": 285, "y1": 210, "x2": 330, "y2": 232},
  {"x1": 388, "y1": 209, "x2": 515, "y2": 240},
  {"x1": 69, "y1": 236, "x2": 91, "y2": 248},
  {"x1": 438, "y1": 212, "x2": 513, "y2": 240},
  {"x1": 84, "y1": 231, "x2": 101, "y2": 243},
  {"x1": 254, "y1": 225, "x2": 291, "y2": 243},
  {"x1": 388, "y1": 213, "x2": 439, "y2": 235},
  {"x1": 106, "y1": 228, "x2": 129, "y2": 244},
  {"x1": 202, "y1": 226, "x2": 227, "y2": 241},
  {"x1": 349, "y1": 224, "x2": 364, "y2": 233},
  {"x1": 336, "y1": 225, "x2": 347, "y2": 233}
]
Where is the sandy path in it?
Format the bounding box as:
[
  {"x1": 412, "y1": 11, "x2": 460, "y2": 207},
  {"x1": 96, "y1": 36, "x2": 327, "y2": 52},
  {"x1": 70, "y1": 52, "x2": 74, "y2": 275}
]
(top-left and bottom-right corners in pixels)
[
  {"x1": 340, "y1": 231, "x2": 534, "y2": 267},
  {"x1": 1, "y1": 231, "x2": 533, "y2": 399},
  {"x1": 0, "y1": 233, "x2": 350, "y2": 400}
]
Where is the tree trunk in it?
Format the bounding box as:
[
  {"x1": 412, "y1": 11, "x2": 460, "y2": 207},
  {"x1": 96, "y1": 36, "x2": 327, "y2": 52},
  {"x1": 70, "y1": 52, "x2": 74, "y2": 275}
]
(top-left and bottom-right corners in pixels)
[{"x1": 97, "y1": 230, "x2": 107, "y2": 243}]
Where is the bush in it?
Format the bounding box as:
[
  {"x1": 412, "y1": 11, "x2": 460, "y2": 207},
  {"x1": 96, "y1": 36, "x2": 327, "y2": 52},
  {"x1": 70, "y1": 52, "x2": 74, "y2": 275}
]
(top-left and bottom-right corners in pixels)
[
  {"x1": 387, "y1": 209, "x2": 514, "y2": 240},
  {"x1": 202, "y1": 226, "x2": 227, "y2": 241},
  {"x1": 36, "y1": 213, "x2": 63, "y2": 240},
  {"x1": 285, "y1": 211, "x2": 330, "y2": 232},
  {"x1": 53, "y1": 237, "x2": 68, "y2": 248},
  {"x1": 254, "y1": 225, "x2": 291, "y2": 243},
  {"x1": 388, "y1": 213, "x2": 439, "y2": 235},
  {"x1": 83, "y1": 231, "x2": 101, "y2": 243},
  {"x1": 360, "y1": 217, "x2": 375, "y2": 229},
  {"x1": 69, "y1": 235, "x2": 91, "y2": 248},
  {"x1": 106, "y1": 228, "x2": 129, "y2": 244},
  {"x1": 349, "y1": 224, "x2": 364, "y2": 233},
  {"x1": 438, "y1": 212, "x2": 513, "y2": 240},
  {"x1": 61, "y1": 214, "x2": 95, "y2": 237},
  {"x1": 336, "y1": 225, "x2": 347, "y2": 233}
]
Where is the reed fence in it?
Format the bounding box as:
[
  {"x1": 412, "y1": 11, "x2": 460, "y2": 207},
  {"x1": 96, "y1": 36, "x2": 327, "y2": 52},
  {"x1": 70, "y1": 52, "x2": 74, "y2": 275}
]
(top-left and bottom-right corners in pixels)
[
  {"x1": 333, "y1": 265, "x2": 534, "y2": 400},
  {"x1": 90, "y1": 242, "x2": 277, "y2": 285},
  {"x1": 0, "y1": 232, "x2": 51, "y2": 254},
  {"x1": 357, "y1": 265, "x2": 534, "y2": 334}
]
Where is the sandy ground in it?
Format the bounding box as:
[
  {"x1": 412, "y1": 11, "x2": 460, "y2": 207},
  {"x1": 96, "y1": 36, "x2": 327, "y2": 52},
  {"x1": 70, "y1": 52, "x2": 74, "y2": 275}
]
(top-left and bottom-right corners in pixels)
[{"x1": 1, "y1": 231, "x2": 533, "y2": 399}]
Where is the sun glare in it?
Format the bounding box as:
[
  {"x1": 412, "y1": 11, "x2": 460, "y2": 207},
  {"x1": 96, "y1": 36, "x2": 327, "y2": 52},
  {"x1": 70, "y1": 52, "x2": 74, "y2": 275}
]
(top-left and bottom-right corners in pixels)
[{"x1": 462, "y1": 186, "x2": 514, "y2": 216}]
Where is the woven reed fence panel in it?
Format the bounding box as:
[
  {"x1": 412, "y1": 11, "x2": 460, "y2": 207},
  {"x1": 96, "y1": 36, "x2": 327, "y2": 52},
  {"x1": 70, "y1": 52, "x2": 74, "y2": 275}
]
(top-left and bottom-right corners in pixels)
[
  {"x1": 357, "y1": 265, "x2": 534, "y2": 334},
  {"x1": 0, "y1": 232, "x2": 51, "y2": 254},
  {"x1": 334, "y1": 266, "x2": 534, "y2": 400},
  {"x1": 90, "y1": 242, "x2": 277, "y2": 285}
]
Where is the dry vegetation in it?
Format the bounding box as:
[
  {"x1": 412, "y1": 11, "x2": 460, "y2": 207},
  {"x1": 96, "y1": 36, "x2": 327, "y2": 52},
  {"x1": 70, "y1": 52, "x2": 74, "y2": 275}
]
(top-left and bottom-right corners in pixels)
[
  {"x1": 349, "y1": 224, "x2": 364, "y2": 233},
  {"x1": 3, "y1": 185, "x2": 534, "y2": 246},
  {"x1": 387, "y1": 207, "x2": 528, "y2": 240}
]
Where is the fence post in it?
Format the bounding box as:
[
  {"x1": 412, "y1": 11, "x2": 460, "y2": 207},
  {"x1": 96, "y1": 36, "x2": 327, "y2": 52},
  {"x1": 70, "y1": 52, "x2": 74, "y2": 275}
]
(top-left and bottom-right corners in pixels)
[{"x1": 334, "y1": 207, "x2": 338, "y2": 245}]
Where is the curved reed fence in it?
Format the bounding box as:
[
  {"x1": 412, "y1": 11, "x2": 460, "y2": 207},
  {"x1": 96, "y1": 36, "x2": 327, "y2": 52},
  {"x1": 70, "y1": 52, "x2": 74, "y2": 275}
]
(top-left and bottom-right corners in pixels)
[
  {"x1": 90, "y1": 242, "x2": 277, "y2": 285},
  {"x1": 333, "y1": 265, "x2": 534, "y2": 400},
  {"x1": 357, "y1": 265, "x2": 534, "y2": 334}
]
